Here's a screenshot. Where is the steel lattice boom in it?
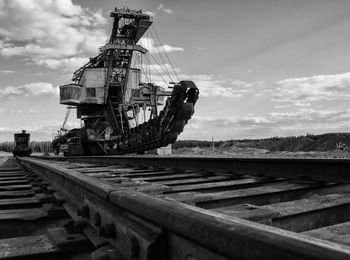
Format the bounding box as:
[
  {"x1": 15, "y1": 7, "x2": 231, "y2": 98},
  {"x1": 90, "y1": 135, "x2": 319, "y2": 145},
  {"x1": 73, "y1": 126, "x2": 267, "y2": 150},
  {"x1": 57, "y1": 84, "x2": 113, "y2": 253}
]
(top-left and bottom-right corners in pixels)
[{"x1": 52, "y1": 7, "x2": 199, "y2": 155}]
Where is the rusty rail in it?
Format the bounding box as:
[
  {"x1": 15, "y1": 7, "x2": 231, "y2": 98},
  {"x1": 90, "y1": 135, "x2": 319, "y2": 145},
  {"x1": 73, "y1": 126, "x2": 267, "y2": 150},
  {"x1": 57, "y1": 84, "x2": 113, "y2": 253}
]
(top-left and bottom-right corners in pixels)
[
  {"x1": 19, "y1": 156, "x2": 350, "y2": 260},
  {"x1": 45, "y1": 155, "x2": 350, "y2": 183}
]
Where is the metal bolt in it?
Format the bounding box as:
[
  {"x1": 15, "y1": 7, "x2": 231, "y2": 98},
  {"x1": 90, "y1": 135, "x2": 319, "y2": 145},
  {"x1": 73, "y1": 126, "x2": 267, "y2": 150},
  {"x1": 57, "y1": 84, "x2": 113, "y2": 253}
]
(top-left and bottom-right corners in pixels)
[
  {"x1": 94, "y1": 212, "x2": 101, "y2": 226},
  {"x1": 130, "y1": 236, "x2": 139, "y2": 257},
  {"x1": 39, "y1": 183, "x2": 48, "y2": 188},
  {"x1": 90, "y1": 245, "x2": 115, "y2": 260},
  {"x1": 45, "y1": 186, "x2": 55, "y2": 195},
  {"x1": 25, "y1": 171, "x2": 35, "y2": 176},
  {"x1": 32, "y1": 187, "x2": 44, "y2": 193},
  {"x1": 98, "y1": 227, "x2": 106, "y2": 237},
  {"x1": 77, "y1": 205, "x2": 90, "y2": 217},
  {"x1": 54, "y1": 198, "x2": 65, "y2": 206},
  {"x1": 63, "y1": 220, "x2": 74, "y2": 231},
  {"x1": 90, "y1": 250, "x2": 110, "y2": 260},
  {"x1": 98, "y1": 224, "x2": 116, "y2": 238},
  {"x1": 104, "y1": 224, "x2": 116, "y2": 238},
  {"x1": 74, "y1": 222, "x2": 86, "y2": 233}
]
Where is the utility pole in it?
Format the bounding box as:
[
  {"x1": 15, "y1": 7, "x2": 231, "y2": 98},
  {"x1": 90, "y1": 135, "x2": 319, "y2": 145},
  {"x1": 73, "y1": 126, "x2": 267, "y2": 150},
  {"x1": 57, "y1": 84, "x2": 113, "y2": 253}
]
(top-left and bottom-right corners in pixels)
[{"x1": 212, "y1": 136, "x2": 215, "y2": 152}]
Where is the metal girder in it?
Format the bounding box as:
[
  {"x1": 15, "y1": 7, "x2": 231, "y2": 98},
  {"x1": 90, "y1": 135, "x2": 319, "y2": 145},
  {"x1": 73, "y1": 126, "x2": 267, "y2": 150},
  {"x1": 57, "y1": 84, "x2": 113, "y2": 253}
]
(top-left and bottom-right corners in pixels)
[
  {"x1": 110, "y1": 9, "x2": 151, "y2": 20},
  {"x1": 100, "y1": 44, "x2": 148, "y2": 54}
]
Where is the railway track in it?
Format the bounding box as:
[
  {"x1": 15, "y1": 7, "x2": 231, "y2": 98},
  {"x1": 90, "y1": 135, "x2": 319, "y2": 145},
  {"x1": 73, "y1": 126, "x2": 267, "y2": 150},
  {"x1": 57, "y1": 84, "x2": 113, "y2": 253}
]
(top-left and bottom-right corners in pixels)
[{"x1": 2, "y1": 156, "x2": 350, "y2": 259}]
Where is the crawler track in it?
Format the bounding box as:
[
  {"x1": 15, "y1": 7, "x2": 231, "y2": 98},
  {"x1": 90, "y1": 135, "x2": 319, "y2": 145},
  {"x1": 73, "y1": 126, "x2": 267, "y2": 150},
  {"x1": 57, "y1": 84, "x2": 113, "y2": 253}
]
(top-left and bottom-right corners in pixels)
[{"x1": 3, "y1": 156, "x2": 350, "y2": 259}]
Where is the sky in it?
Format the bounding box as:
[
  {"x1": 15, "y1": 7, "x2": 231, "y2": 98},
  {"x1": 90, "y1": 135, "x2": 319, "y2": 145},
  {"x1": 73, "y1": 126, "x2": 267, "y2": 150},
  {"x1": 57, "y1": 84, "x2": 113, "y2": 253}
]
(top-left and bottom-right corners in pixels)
[{"x1": 1, "y1": 0, "x2": 350, "y2": 141}]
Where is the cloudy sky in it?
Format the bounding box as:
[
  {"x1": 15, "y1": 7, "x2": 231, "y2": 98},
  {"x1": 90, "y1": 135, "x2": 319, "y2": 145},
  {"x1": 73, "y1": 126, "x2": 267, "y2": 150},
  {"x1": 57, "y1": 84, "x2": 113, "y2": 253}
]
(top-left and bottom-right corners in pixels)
[{"x1": 1, "y1": 0, "x2": 350, "y2": 141}]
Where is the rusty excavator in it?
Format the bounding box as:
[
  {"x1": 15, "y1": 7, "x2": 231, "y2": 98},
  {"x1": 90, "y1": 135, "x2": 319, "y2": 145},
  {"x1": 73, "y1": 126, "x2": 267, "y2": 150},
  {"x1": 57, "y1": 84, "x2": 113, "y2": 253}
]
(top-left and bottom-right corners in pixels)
[{"x1": 51, "y1": 7, "x2": 199, "y2": 155}]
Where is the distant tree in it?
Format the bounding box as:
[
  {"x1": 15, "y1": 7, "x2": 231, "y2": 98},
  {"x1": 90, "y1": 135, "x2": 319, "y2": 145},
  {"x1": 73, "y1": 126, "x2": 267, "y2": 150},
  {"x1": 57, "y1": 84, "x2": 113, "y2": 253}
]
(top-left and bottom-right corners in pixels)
[{"x1": 0, "y1": 140, "x2": 52, "y2": 153}]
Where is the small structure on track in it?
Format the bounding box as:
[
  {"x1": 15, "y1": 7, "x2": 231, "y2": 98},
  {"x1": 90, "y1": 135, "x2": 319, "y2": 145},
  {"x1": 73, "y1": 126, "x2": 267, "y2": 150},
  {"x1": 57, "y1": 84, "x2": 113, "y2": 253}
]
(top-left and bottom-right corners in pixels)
[{"x1": 13, "y1": 130, "x2": 32, "y2": 156}]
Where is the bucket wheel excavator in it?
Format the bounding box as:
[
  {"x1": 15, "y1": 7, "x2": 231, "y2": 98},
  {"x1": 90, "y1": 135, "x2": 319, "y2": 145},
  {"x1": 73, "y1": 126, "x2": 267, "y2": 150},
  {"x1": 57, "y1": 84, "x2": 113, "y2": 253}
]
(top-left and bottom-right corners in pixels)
[{"x1": 51, "y1": 7, "x2": 199, "y2": 155}]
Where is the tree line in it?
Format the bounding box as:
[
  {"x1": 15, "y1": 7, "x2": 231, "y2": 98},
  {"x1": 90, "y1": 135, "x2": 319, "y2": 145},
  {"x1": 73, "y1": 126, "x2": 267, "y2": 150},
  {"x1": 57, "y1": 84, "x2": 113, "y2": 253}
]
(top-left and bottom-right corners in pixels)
[
  {"x1": 173, "y1": 140, "x2": 225, "y2": 149},
  {"x1": 0, "y1": 141, "x2": 51, "y2": 153}
]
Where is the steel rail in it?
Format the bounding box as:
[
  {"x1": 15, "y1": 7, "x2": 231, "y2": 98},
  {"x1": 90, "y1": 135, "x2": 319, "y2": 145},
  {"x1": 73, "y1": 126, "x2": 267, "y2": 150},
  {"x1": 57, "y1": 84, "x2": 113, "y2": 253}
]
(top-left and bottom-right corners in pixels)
[
  {"x1": 52, "y1": 156, "x2": 350, "y2": 183},
  {"x1": 19, "y1": 157, "x2": 350, "y2": 260}
]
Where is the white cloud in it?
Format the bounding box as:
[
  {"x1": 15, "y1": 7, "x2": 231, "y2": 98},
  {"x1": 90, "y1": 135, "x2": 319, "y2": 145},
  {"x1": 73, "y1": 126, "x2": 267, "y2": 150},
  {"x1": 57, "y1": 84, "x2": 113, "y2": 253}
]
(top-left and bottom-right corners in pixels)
[
  {"x1": 139, "y1": 61, "x2": 253, "y2": 98},
  {"x1": 0, "y1": 1, "x2": 180, "y2": 74},
  {"x1": 0, "y1": 70, "x2": 14, "y2": 74},
  {"x1": 35, "y1": 57, "x2": 88, "y2": 71},
  {"x1": 143, "y1": 63, "x2": 181, "y2": 76},
  {"x1": 186, "y1": 108, "x2": 350, "y2": 139},
  {"x1": 0, "y1": 124, "x2": 58, "y2": 140},
  {"x1": 161, "y1": 44, "x2": 183, "y2": 52},
  {"x1": 139, "y1": 38, "x2": 184, "y2": 54},
  {"x1": 0, "y1": 120, "x2": 83, "y2": 141},
  {"x1": 0, "y1": 0, "x2": 107, "y2": 70},
  {"x1": 0, "y1": 126, "x2": 14, "y2": 135},
  {"x1": 273, "y1": 72, "x2": 350, "y2": 107},
  {"x1": 0, "y1": 82, "x2": 58, "y2": 99},
  {"x1": 1, "y1": 108, "x2": 40, "y2": 115},
  {"x1": 140, "y1": 59, "x2": 254, "y2": 98},
  {"x1": 10, "y1": 110, "x2": 23, "y2": 114},
  {"x1": 163, "y1": 9, "x2": 173, "y2": 15},
  {"x1": 156, "y1": 3, "x2": 173, "y2": 14},
  {"x1": 188, "y1": 75, "x2": 252, "y2": 98},
  {"x1": 144, "y1": 11, "x2": 155, "y2": 17}
]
